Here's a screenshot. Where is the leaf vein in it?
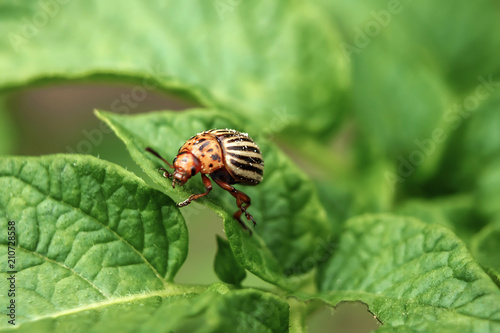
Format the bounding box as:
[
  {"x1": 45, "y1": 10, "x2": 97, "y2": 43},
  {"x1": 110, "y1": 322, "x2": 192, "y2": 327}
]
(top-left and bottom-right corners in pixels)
[
  {"x1": 17, "y1": 245, "x2": 108, "y2": 298},
  {"x1": 2, "y1": 175, "x2": 168, "y2": 288}
]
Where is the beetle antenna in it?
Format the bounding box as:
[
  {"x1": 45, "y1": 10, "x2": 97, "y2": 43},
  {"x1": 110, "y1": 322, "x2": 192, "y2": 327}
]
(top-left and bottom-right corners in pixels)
[{"x1": 146, "y1": 147, "x2": 174, "y2": 168}]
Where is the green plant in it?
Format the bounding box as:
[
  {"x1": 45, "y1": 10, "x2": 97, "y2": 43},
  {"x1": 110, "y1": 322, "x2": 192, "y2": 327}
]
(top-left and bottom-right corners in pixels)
[{"x1": 1, "y1": 1, "x2": 500, "y2": 332}]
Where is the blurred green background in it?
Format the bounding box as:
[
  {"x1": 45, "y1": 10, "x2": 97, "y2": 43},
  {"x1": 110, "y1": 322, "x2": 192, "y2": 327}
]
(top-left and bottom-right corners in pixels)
[{"x1": 1, "y1": 0, "x2": 500, "y2": 332}]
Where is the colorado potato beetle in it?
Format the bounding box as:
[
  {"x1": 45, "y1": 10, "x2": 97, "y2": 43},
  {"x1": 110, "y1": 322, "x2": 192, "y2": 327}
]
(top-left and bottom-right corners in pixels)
[{"x1": 146, "y1": 129, "x2": 264, "y2": 232}]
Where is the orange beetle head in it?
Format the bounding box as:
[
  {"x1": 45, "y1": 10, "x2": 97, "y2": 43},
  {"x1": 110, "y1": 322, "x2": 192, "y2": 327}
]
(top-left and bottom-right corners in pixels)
[{"x1": 172, "y1": 152, "x2": 201, "y2": 187}]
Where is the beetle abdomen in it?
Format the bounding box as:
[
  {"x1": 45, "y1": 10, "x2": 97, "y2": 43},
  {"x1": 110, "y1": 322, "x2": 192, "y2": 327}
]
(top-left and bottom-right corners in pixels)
[{"x1": 207, "y1": 129, "x2": 264, "y2": 185}]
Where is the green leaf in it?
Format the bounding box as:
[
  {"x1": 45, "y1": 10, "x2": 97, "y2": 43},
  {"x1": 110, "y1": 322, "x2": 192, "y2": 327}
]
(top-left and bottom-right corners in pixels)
[
  {"x1": 315, "y1": 160, "x2": 395, "y2": 235},
  {"x1": 462, "y1": 91, "x2": 500, "y2": 172},
  {"x1": 221, "y1": 212, "x2": 294, "y2": 291},
  {"x1": 0, "y1": 290, "x2": 208, "y2": 333},
  {"x1": 352, "y1": 33, "x2": 452, "y2": 176},
  {"x1": 316, "y1": 214, "x2": 500, "y2": 331},
  {"x1": 321, "y1": 2, "x2": 454, "y2": 175},
  {"x1": 0, "y1": 283, "x2": 288, "y2": 333},
  {"x1": 199, "y1": 286, "x2": 290, "y2": 333},
  {"x1": 405, "y1": 1, "x2": 500, "y2": 90},
  {"x1": 118, "y1": 284, "x2": 291, "y2": 333},
  {"x1": 475, "y1": 158, "x2": 500, "y2": 221},
  {"x1": 323, "y1": 0, "x2": 500, "y2": 90},
  {"x1": 395, "y1": 200, "x2": 453, "y2": 228},
  {"x1": 429, "y1": 89, "x2": 500, "y2": 194},
  {"x1": 394, "y1": 194, "x2": 479, "y2": 244},
  {"x1": 0, "y1": 155, "x2": 188, "y2": 326},
  {"x1": 470, "y1": 222, "x2": 500, "y2": 282},
  {"x1": 96, "y1": 108, "x2": 331, "y2": 289},
  {"x1": 0, "y1": 1, "x2": 349, "y2": 138},
  {"x1": 214, "y1": 235, "x2": 246, "y2": 286}
]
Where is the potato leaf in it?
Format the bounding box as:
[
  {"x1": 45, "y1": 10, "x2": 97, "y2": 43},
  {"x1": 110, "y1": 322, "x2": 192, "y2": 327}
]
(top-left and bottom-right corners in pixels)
[
  {"x1": 316, "y1": 214, "x2": 500, "y2": 331},
  {"x1": 96, "y1": 109, "x2": 331, "y2": 290},
  {"x1": 0, "y1": 155, "x2": 191, "y2": 327},
  {"x1": 0, "y1": 0, "x2": 348, "y2": 139},
  {"x1": 0, "y1": 283, "x2": 288, "y2": 333},
  {"x1": 214, "y1": 235, "x2": 246, "y2": 286}
]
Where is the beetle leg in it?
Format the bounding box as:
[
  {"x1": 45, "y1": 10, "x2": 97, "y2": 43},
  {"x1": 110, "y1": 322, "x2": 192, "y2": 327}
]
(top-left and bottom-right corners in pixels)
[
  {"x1": 177, "y1": 174, "x2": 212, "y2": 207},
  {"x1": 158, "y1": 167, "x2": 172, "y2": 178},
  {"x1": 213, "y1": 179, "x2": 256, "y2": 231}
]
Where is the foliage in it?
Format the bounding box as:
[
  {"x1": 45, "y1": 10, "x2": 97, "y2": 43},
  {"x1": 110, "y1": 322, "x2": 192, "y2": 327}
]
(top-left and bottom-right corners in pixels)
[{"x1": 1, "y1": 0, "x2": 500, "y2": 332}]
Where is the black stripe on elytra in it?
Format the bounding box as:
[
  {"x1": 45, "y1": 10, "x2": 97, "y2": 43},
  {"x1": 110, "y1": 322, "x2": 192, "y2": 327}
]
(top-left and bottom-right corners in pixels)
[
  {"x1": 227, "y1": 152, "x2": 263, "y2": 165},
  {"x1": 226, "y1": 137, "x2": 253, "y2": 143},
  {"x1": 226, "y1": 145, "x2": 261, "y2": 154},
  {"x1": 230, "y1": 159, "x2": 264, "y2": 175},
  {"x1": 198, "y1": 141, "x2": 210, "y2": 151},
  {"x1": 230, "y1": 172, "x2": 258, "y2": 184},
  {"x1": 212, "y1": 130, "x2": 238, "y2": 137}
]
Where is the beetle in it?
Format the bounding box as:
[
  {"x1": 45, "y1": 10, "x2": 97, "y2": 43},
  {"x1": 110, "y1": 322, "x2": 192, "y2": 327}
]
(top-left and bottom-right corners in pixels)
[{"x1": 146, "y1": 129, "x2": 264, "y2": 232}]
